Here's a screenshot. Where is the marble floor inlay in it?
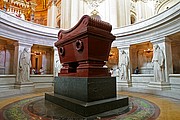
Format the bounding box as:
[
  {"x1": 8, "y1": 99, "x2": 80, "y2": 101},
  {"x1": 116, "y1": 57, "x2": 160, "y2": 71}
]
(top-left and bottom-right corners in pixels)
[
  {"x1": 1, "y1": 90, "x2": 180, "y2": 120},
  {"x1": 0, "y1": 95, "x2": 160, "y2": 120}
]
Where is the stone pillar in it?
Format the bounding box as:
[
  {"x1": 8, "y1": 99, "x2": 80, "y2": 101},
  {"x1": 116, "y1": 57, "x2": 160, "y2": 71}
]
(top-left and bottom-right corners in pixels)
[
  {"x1": 60, "y1": 0, "x2": 65, "y2": 28},
  {"x1": 47, "y1": 2, "x2": 51, "y2": 26},
  {"x1": 13, "y1": 42, "x2": 19, "y2": 76},
  {"x1": 117, "y1": 0, "x2": 131, "y2": 27},
  {"x1": 60, "y1": 0, "x2": 71, "y2": 29},
  {"x1": 14, "y1": 43, "x2": 34, "y2": 92},
  {"x1": 117, "y1": 46, "x2": 132, "y2": 87},
  {"x1": 79, "y1": 0, "x2": 88, "y2": 17},
  {"x1": 148, "y1": 38, "x2": 171, "y2": 90},
  {"x1": 159, "y1": 38, "x2": 173, "y2": 83},
  {"x1": 109, "y1": 0, "x2": 118, "y2": 28},
  {"x1": 70, "y1": 0, "x2": 79, "y2": 27},
  {"x1": 47, "y1": 0, "x2": 58, "y2": 27},
  {"x1": 135, "y1": 1, "x2": 154, "y2": 22},
  {"x1": 136, "y1": 1, "x2": 143, "y2": 22}
]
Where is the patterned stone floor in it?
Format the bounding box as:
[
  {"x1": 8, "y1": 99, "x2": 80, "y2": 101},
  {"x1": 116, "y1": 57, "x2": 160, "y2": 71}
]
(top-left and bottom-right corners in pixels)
[
  {"x1": 0, "y1": 95, "x2": 160, "y2": 120},
  {"x1": 119, "y1": 92, "x2": 180, "y2": 120},
  {"x1": 0, "y1": 90, "x2": 180, "y2": 120}
]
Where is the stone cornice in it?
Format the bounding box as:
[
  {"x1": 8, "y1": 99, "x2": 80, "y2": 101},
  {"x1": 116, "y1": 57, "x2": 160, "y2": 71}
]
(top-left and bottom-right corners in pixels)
[
  {"x1": 112, "y1": 2, "x2": 180, "y2": 47},
  {"x1": 0, "y1": 10, "x2": 59, "y2": 46}
]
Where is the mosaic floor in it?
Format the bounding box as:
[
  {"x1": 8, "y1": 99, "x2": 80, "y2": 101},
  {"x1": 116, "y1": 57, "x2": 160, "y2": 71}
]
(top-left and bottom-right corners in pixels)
[{"x1": 0, "y1": 96, "x2": 160, "y2": 120}]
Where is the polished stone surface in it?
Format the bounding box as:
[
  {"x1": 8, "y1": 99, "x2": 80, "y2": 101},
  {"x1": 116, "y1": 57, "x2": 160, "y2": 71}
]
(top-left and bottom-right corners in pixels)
[
  {"x1": 119, "y1": 91, "x2": 180, "y2": 120},
  {"x1": 45, "y1": 93, "x2": 128, "y2": 117},
  {"x1": 0, "y1": 95, "x2": 159, "y2": 119},
  {"x1": 54, "y1": 77, "x2": 116, "y2": 102},
  {"x1": 0, "y1": 89, "x2": 180, "y2": 120},
  {"x1": 55, "y1": 15, "x2": 115, "y2": 77},
  {"x1": 46, "y1": 76, "x2": 128, "y2": 116}
]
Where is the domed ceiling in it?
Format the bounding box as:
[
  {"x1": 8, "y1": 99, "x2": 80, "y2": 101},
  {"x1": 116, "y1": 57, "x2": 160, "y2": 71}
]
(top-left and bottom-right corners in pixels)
[{"x1": 0, "y1": 0, "x2": 48, "y2": 25}]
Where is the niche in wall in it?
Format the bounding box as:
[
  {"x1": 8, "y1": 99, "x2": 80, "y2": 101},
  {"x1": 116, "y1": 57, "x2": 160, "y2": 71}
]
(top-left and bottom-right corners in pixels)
[
  {"x1": 31, "y1": 45, "x2": 54, "y2": 74},
  {"x1": 0, "y1": 37, "x2": 16, "y2": 74},
  {"x1": 130, "y1": 42, "x2": 153, "y2": 74},
  {"x1": 169, "y1": 33, "x2": 180, "y2": 74}
]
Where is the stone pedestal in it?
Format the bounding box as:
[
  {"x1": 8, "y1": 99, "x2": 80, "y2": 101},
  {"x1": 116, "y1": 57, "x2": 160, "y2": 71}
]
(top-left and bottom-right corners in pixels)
[
  {"x1": 46, "y1": 15, "x2": 129, "y2": 117},
  {"x1": 45, "y1": 77, "x2": 128, "y2": 117},
  {"x1": 148, "y1": 82, "x2": 171, "y2": 90},
  {"x1": 14, "y1": 82, "x2": 35, "y2": 92},
  {"x1": 54, "y1": 77, "x2": 116, "y2": 101}
]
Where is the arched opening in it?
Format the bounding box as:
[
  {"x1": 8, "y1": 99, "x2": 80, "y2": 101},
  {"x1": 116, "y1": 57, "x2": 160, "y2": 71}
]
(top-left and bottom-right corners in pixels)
[
  {"x1": 31, "y1": 45, "x2": 54, "y2": 74},
  {"x1": 130, "y1": 42, "x2": 153, "y2": 74},
  {"x1": 0, "y1": 37, "x2": 16, "y2": 75}
]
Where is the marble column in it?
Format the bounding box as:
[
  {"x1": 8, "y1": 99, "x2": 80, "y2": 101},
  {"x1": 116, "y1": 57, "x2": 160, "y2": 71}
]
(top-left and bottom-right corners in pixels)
[
  {"x1": 14, "y1": 43, "x2": 34, "y2": 91},
  {"x1": 163, "y1": 38, "x2": 173, "y2": 82},
  {"x1": 60, "y1": 0, "x2": 65, "y2": 28},
  {"x1": 117, "y1": 46, "x2": 132, "y2": 87},
  {"x1": 100, "y1": 0, "x2": 110, "y2": 22},
  {"x1": 47, "y1": 0, "x2": 58, "y2": 27},
  {"x1": 71, "y1": 0, "x2": 79, "y2": 27},
  {"x1": 135, "y1": 1, "x2": 154, "y2": 22},
  {"x1": 79, "y1": 0, "x2": 88, "y2": 17},
  {"x1": 117, "y1": 0, "x2": 131, "y2": 27},
  {"x1": 13, "y1": 42, "x2": 19, "y2": 75},
  {"x1": 148, "y1": 38, "x2": 171, "y2": 90},
  {"x1": 136, "y1": 1, "x2": 143, "y2": 22},
  {"x1": 109, "y1": 0, "x2": 118, "y2": 28},
  {"x1": 47, "y1": 2, "x2": 51, "y2": 26},
  {"x1": 60, "y1": 0, "x2": 71, "y2": 29}
]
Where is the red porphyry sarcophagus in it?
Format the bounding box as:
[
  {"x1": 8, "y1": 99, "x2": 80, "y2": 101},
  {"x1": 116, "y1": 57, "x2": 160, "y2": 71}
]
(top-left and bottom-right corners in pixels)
[{"x1": 55, "y1": 15, "x2": 115, "y2": 77}]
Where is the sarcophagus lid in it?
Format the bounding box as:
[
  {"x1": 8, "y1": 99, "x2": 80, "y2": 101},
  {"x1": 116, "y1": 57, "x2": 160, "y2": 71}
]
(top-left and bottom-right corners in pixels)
[{"x1": 55, "y1": 15, "x2": 115, "y2": 77}]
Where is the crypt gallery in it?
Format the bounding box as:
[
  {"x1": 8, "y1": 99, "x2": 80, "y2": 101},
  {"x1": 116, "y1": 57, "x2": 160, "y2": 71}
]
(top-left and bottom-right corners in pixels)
[{"x1": 0, "y1": 0, "x2": 180, "y2": 119}]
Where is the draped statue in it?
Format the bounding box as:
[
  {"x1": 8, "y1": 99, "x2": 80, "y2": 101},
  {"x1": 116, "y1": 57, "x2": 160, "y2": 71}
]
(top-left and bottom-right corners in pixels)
[
  {"x1": 19, "y1": 48, "x2": 31, "y2": 82},
  {"x1": 119, "y1": 50, "x2": 129, "y2": 81},
  {"x1": 152, "y1": 44, "x2": 165, "y2": 82},
  {"x1": 55, "y1": 60, "x2": 62, "y2": 76}
]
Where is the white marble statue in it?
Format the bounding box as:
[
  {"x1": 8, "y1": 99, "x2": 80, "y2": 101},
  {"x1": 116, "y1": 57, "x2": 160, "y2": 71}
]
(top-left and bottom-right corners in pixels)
[
  {"x1": 55, "y1": 60, "x2": 62, "y2": 76},
  {"x1": 31, "y1": 68, "x2": 36, "y2": 75},
  {"x1": 110, "y1": 66, "x2": 119, "y2": 77},
  {"x1": 19, "y1": 48, "x2": 31, "y2": 82},
  {"x1": 119, "y1": 50, "x2": 129, "y2": 81},
  {"x1": 152, "y1": 44, "x2": 165, "y2": 82},
  {"x1": 39, "y1": 67, "x2": 45, "y2": 75}
]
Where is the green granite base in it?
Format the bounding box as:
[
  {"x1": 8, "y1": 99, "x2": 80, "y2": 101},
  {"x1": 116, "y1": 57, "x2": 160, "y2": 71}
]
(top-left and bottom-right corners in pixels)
[
  {"x1": 54, "y1": 76, "x2": 116, "y2": 102},
  {"x1": 45, "y1": 93, "x2": 128, "y2": 117},
  {"x1": 45, "y1": 76, "x2": 129, "y2": 116}
]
